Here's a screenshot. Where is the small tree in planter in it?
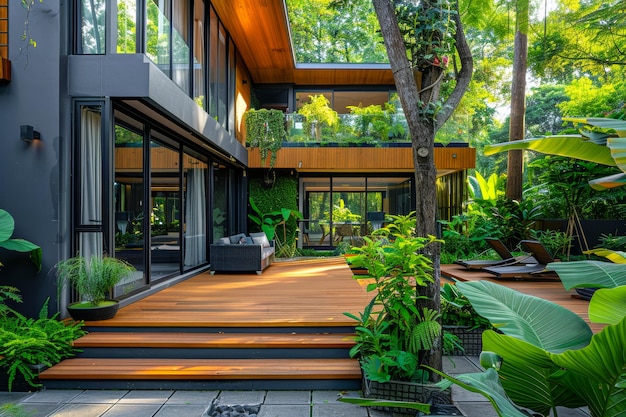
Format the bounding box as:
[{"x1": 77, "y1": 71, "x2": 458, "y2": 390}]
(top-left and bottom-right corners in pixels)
[{"x1": 344, "y1": 213, "x2": 450, "y2": 414}]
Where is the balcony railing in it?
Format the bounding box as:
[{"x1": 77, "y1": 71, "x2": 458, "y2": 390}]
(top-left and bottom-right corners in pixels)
[{"x1": 284, "y1": 113, "x2": 410, "y2": 146}]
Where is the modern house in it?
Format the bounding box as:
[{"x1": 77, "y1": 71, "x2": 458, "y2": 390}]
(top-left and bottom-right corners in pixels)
[{"x1": 0, "y1": 0, "x2": 474, "y2": 316}]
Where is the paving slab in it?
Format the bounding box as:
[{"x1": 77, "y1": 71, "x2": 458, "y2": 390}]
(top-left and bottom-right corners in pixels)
[
  {"x1": 101, "y1": 404, "x2": 162, "y2": 417},
  {"x1": 165, "y1": 390, "x2": 218, "y2": 405},
  {"x1": 154, "y1": 404, "x2": 207, "y2": 416},
  {"x1": 263, "y1": 390, "x2": 311, "y2": 404},
  {"x1": 118, "y1": 390, "x2": 174, "y2": 404},
  {"x1": 49, "y1": 403, "x2": 113, "y2": 417},
  {"x1": 6, "y1": 402, "x2": 63, "y2": 417},
  {"x1": 68, "y1": 390, "x2": 129, "y2": 404},
  {"x1": 312, "y1": 390, "x2": 361, "y2": 405},
  {"x1": 312, "y1": 403, "x2": 370, "y2": 417},
  {"x1": 21, "y1": 390, "x2": 84, "y2": 404},
  {"x1": 258, "y1": 404, "x2": 311, "y2": 417},
  {"x1": 216, "y1": 390, "x2": 266, "y2": 405}
]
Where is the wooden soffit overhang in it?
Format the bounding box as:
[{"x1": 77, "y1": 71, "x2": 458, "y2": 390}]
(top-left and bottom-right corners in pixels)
[
  {"x1": 247, "y1": 146, "x2": 475, "y2": 175},
  {"x1": 211, "y1": 0, "x2": 394, "y2": 86}
]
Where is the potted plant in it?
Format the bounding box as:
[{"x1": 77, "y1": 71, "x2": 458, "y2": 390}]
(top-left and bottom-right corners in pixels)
[
  {"x1": 344, "y1": 213, "x2": 451, "y2": 415},
  {"x1": 56, "y1": 255, "x2": 136, "y2": 321},
  {"x1": 244, "y1": 108, "x2": 286, "y2": 168},
  {"x1": 441, "y1": 282, "x2": 493, "y2": 355}
]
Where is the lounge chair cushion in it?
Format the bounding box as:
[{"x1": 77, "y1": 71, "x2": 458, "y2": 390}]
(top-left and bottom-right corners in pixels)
[{"x1": 250, "y1": 232, "x2": 271, "y2": 248}]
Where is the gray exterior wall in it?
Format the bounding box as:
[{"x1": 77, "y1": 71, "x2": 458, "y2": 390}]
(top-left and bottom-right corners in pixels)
[
  {"x1": 0, "y1": 2, "x2": 247, "y2": 317},
  {"x1": 0, "y1": 0, "x2": 68, "y2": 317}
]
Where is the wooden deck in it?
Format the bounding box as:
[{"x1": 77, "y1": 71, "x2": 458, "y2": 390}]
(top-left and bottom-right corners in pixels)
[
  {"x1": 441, "y1": 263, "x2": 605, "y2": 334},
  {"x1": 91, "y1": 257, "x2": 374, "y2": 328}
]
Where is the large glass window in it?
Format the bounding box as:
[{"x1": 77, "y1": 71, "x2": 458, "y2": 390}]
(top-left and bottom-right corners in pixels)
[
  {"x1": 172, "y1": 0, "x2": 191, "y2": 94},
  {"x1": 208, "y1": 5, "x2": 218, "y2": 117},
  {"x1": 193, "y1": 0, "x2": 206, "y2": 109},
  {"x1": 212, "y1": 161, "x2": 228, "y2": 241},
  {"x1": 78, "y1": 0, "x2": 106, "y2": 53},
  {"x1": 301, "y1": 175, "x2": 413, "y2": 248},
  {"x1": 117, "y1": 0, "x2": 137, "y2": 53},
  {"x1": 146, "y1": 0, "x2": 171, "y2": 75}
]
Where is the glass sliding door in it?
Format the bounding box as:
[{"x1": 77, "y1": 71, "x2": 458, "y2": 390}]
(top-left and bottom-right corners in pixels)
[
  {"x1": 331, "y1": 177, "x2": 366, "y2": 245},
  {"x1": 149, "y1": 136, "x2": 182, "y2": 280},
  {"x1": 183, "y1": 148, "x2": 208, "y2": 270},
  {"x1": 212, "y1": 161, "x2": 228, "y2": 241},
  {"x1": 113, "y1": 122, "x2": 146, "y2": 295},
  {"x1": 302, "y1": 177, "x2": 331, "y2": 247}
]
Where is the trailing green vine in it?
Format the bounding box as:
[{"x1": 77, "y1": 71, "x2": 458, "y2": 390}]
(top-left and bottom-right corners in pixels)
[{"x1": 244, "y1": 109, "x2": 286, "y2": 168}]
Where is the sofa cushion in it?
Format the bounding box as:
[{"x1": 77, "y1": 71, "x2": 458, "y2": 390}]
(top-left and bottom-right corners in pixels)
[
  {"x1": 229, "y1": 233, "x2": 247, "y2": 244},
  {"x1": 239, "y1": 236, "x2": 254, "y2": 245},
  {"x1": 218, "y1": 237, "x2": 230, "y2": 245},
  {"x1": 250, "y1": 232, "x2": 270, "y2": 247}
]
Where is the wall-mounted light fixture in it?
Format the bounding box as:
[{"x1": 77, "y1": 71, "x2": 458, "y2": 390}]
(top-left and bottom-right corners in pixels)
[
  {"x1": 20, "y1": 125, "x2": 41, "y2": 143},
  {"x1": 298, "y1": 161, "x2": 302, "y2": 168}
]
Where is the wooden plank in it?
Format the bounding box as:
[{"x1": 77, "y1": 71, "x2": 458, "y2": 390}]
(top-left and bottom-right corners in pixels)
[
  {"x1": 86, "y1": 257, "x2": 373, "y2": 328},
  {"x1": 0, "y1": 57, "x2": 9, "y2": 83},
  {"x1": 39, "y1": 358, "x2": 362, "y2": 380},
  {"x1": 74, "y1": 332, "x2": 356, "y2": 349}
]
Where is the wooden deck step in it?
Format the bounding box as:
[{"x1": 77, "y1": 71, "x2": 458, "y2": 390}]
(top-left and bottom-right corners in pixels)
[
  {"x1": 39, "y1": 358, "x2": 363, "y2": 390},
  {"x1": 40, "y1": 358, "x2": 361, "y2": 380},
  {"x1": 73, "y1": 332, "x2": 357, "y2": 349}
]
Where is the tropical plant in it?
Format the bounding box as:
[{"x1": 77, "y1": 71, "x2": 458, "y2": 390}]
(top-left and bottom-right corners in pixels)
[
  {"x1": 244, "y1": 108, "x2": 286, "y2": 168},
  {"x1": 431, "y1": 280, "x2": 625, "y2": 417},
  {"x1": 440, "y1": 283, "x2": 491, "y2": 330},
  {"x1": 56, "y1": 255, "x2": 136, "y2": 306},
  {"x1": 248, "y1": 197, "x2": 303, "y2": 243},
  {"x1": 346, "y1": 99, "x2": 405, "y2": 141},
  {"x1": 0, "y1": 299, "x2": 85, "y2": 391},
  {"x1": 484, "y1": 117, "x2": 626, "y2": 191},
  {"x1": 344, "y1": 213, "x2": 442, "y2": 383},
  {"x1": 0, "y1": 208, "x2": 42, "y2": 272},
  {"x1": 297, "y1": 94, "x2": 339, "y2": 141}
]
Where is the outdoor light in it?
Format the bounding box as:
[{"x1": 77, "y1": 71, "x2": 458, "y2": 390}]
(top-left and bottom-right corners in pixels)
[{"x1": 20, "y1": 125, "x2": 41, "y2": 143}]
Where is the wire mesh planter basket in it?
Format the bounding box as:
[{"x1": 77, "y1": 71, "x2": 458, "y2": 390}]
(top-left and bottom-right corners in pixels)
[
  {"x1": 444, "y1": 326, "x2": 484, "y2": 356},
  {"x1": 363, "y1": 376, "x2": 452, "y2": 416}
]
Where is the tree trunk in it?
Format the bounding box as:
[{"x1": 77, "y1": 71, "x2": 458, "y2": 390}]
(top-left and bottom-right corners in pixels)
[
  {"x1": 507, "y1": 0, "x2": 529, "y2": 201},
  {"x1": 372, "y1": 0, "x2": 473, "y2": 379}
]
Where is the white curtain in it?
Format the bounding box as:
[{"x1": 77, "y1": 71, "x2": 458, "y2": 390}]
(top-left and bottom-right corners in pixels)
[
  {"x1": 78, "y1": 107, "x2": 103, "y2": 260},
  {"x1": 184, "y1": 167, "x2": 207, "y2": 267}
]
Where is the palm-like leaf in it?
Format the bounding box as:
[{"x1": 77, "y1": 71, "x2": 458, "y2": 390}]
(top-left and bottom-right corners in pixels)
[
  {"x1": 484, "y1": 136, "x2": 616, "y2": 166},
  {"x1": 546, "y1": 261, "x2": 626, "y2": 290},
  {"x1": 457, "y1": 281, "x2": 592, "y2": 352},
  {"x1": 589, "y1": 173, "x2": 626, "y2": 190},
  {"x1": 584, "y1": 249, "x2": 626, "y2": 264},
  {"x1": 549, "y1": 318, "x2": 626, "y2": 417},
  {"x1": 589, "y1": 287, "x2": 626, "y2": 325},
  {"x1": 608, "y1": 137, "x2": 626, "y2": 174},
  {"x1": 567, "y1": 117, "x2": 626, "y2": 137},
  {"x1": 479, "y1": 330, "x2": 585, "y2": 415},
  {"x1": 431, "y1": 367, "x2": 534, "y2": 417}
]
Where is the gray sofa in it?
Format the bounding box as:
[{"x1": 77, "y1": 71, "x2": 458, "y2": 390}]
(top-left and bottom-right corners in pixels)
[{"x1": 209, "y1": 232, "x2": 275, "y2": 274}]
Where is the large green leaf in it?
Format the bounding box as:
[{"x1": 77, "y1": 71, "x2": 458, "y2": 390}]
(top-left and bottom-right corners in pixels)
[
  {"x1": 338, "y1": 396, "x2": 431, "y2": 414},
  {"x1": 431, "y1": 367, "x2": 535, "y2": 417},
  {"x1": 584, "y1": 249, "x2": 626, "y2": 264},
  {"x1": 480, "y1": 331, "x2": 584, "y2": 414},
  {"x1": 589, "y1": 287, "x2": 626, "y2": 325},
  {"x1": 589, "y1": 173, "x2": 626, "y2": 190},
  {"x1": 457, "y1": 281, "x2": 592, "y2": 352},
  {"x1": 608, "y1": 137, "x2": 626, "y2": 174},
  {"x1": 484, "y1": 136, "x2": 616, "y2": 166},
  {"x1": 0, "y1": 209, "x2": 15, "y2": 242},
  {"x1": 549, "y1": 318, "x2": 626, "y2": 417},
  {"x1": 566, "y1": 117, "x2": 626, "y2": 138},
  {"x1": 546, "y1": 261, "x2": 626, "y2": 290}
]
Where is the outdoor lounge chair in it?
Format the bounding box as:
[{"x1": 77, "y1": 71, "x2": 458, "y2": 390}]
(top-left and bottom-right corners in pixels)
[
  {"x1": 454, "y1": 237, "x2": 535, "y2": 269},
  {"x1": 482, "y1": 239, "x2": 558, "y2": 279}
]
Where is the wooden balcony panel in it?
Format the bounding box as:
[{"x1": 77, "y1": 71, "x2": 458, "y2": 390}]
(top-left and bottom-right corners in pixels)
[
  {"x1": 248, "y1": 146, "x2": 475, "y2": 172},
  {"x1": 0, "y1": 56, "x2": 10, "y2": 83}
]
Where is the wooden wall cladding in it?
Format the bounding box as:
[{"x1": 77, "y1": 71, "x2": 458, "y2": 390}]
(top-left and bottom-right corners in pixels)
[
  {"x1": 0, "y1": 0, "x2": 9, "y2": 83},
  {"x1": 247, "y1": 146, "x2": 475, "y2": 172}
]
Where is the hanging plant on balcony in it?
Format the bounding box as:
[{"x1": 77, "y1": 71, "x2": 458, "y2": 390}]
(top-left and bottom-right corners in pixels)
[{"x1": 244, "y1": 109, "x2": 286, "y2": 168}]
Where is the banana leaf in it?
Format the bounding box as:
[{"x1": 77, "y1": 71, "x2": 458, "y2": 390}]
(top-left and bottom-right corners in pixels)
[
  {"x1": 583, "y1": 248, "x2": 626, "y2": 264},
  {"x1": 608, "y1": 137, "x2": 626, "y2": 174},
  {"x1": 484, "y1": 136, "x2": 616, "y2": 166},
  {"x1": 546, "y1": 260, "x2": 626, "y2": 290},
  {"x1": 566, "y1": 117, "x2": 626, "y2": 138},
  {"x1": 338, "y1": 396, "x2": 431, "y2": 414},
  {"x1": 479, "y1": 330, "x2": 585, "y2": 415},
  {"x1": 589, "y1": 173, "x2": 626, "y2": 190},
  {"x1": 589, "y1": 287, "x2": 626, "y2": 325},
  {"x1": 430, "y1": 367, "x2": 533, "y2": 417},
  {"x1": 456, "y1": 281, "x2": 592, "y2": 352},
  {"x1": 549, "y1": 317, "x2": 626, "y2": 417}
]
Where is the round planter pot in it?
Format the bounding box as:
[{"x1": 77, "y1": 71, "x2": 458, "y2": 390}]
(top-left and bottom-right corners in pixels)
[{"x1": 67, "y1": 300, "x2": 120, "y2": 321}]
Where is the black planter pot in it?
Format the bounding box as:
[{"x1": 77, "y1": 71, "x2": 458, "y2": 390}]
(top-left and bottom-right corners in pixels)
[{"x1": 67, "y1": 300, "x2": 120, "y2": 321}]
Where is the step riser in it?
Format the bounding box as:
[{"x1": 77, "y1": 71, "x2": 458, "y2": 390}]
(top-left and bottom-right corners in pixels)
[
  {"x1": 82, "y1": 326, "x2": 358, "y2": 334},
  {"x1": 76, "y1": 347, "x2": 353, "y2": 359},
  {"x1": 42, "y1": 378, "x2": 362, "y2": 391}
]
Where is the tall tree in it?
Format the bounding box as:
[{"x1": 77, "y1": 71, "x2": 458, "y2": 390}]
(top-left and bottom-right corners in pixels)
[
  {"x1": 371, "y1": 0, "x2": 473, "y2": 376},
  {"x1": 506, "y1": 0, "x2": 528, "y2": 201}
]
